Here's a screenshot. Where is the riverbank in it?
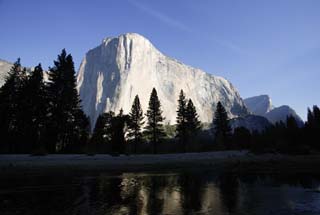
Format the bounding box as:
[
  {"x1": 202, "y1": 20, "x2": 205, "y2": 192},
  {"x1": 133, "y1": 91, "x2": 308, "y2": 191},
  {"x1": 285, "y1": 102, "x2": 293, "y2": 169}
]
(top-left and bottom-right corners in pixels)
[{"x1": 1, "y1": 151, "x2": 320, "y2": 176}]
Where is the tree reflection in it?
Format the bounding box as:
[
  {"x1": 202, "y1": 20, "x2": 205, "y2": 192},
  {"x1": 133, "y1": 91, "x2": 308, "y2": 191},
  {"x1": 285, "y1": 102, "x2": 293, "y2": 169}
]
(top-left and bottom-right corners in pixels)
[
  {"x1": 2, "y1": 172, "x2": 320, "y2": 214},
  {"x1": 218, "y1": 173, "x2": 240, "y2": 213}
]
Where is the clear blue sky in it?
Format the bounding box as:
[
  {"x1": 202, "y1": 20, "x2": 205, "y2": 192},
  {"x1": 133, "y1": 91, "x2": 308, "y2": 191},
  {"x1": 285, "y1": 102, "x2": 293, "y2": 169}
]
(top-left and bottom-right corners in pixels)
[{"x1": 0, "y1": 0, "x2": 319, "y2": 120}]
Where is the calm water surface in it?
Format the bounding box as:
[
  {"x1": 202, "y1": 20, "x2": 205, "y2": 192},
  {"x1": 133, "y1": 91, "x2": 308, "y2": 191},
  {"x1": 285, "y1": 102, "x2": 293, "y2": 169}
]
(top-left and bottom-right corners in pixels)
[{"x1": 1, "y1": 170, "x2": 320, "y2": 215}]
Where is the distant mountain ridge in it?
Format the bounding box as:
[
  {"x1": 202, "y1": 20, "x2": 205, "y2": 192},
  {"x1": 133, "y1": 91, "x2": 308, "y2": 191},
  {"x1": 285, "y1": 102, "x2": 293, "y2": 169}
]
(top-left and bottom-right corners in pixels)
[{"x1": 244, "y1": 95, "x2": 304, "y2": 126}]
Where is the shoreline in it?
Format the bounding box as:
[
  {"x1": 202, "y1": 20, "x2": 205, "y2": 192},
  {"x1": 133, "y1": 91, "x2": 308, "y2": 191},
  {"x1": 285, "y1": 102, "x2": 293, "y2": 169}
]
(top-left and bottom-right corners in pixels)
[{"x1": 1, "y1": 151, "x2": 320, "y2": 176}]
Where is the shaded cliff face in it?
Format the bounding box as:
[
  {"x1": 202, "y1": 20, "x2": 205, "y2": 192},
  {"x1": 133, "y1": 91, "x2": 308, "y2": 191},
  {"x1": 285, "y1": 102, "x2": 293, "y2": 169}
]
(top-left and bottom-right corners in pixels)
[
  {"x1": 77, "y1": 33, "x2": 248, "y2": 126},
  {"x1": 264, "y1": 105, "x2": 304, "y2": 126}
]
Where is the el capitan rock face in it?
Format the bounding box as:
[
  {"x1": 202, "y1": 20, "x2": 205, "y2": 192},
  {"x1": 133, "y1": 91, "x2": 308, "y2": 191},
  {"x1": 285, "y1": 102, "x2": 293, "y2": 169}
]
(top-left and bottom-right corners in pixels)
[{"x1": 77, "y1": 33, "x2": 248, "y2": 126}]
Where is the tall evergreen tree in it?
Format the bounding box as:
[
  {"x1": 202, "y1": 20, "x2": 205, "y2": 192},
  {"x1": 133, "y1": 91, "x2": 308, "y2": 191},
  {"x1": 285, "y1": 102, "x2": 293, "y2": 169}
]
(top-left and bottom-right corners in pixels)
[
  {"x1": 74, "y1": 109, "x2": 90, "y2": 152},
  {"x1": 110, "y1": 109, "x2": 129, "y2": 155},
  {"x1": 313, "y1": 105, "x2": 320, "y2": 128},
  {"x1": 90, "y1": 112, "x2": 114, "y2": 154},
  {"x1": 186, "y1": 99, "x2": 201, "y2": 134},
  {"x1": 128, "y1": 95, "x2": 144, "y2": 153},
  {"x1": 145, "y1": 88, "x2": 165, "y2": 154},
  {"x1": 212, "y1": 101, "x2": 231, "y2": 148},
  {"x1": 307, "y1": 108, "x2": 314, "y2": 127},
  {"x1": 184, "y1": 99, "x2": 201, "y2": 151},
  {"x1": 306, "y1": 106, "x2": 320, "y2": 150},
  {"x1": 46, "y1": 49, "x2": 88, "y2": 153},
  {"x1": 176, "y1": 90, "x2": 188, "y2": 148},
  {"x1": 22, "y1": 64, "x2": 48, "y2": 153},
  {"x1": 0, "y1": 59, "x2": 26, "y2": 153}
]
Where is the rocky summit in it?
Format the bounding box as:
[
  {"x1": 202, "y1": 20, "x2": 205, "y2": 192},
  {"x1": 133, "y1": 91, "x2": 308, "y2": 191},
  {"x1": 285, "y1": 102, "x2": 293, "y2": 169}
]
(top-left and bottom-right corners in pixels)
[{"x1": 77, "y1": 33, "x2": 248, "y2": 126}]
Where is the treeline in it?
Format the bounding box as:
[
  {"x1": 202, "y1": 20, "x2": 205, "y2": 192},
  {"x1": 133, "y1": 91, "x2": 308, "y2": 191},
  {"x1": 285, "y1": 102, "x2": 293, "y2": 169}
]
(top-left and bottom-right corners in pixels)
[
  {"x1": 89, "y1": 89, "x2": 202, "y2": 155},
  {"x1": 249, "y1": 106, "x2": 320, "y2": 154},
  {"x1": 0, "y1": 50, "x2": 319, "y2": 155},
  {"x1": 0, "y1": 50, "x2": 89, "y2": 154}
]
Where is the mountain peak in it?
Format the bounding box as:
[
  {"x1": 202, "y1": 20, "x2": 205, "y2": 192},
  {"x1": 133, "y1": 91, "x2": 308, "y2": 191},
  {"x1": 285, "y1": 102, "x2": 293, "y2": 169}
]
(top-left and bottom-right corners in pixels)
[
  {"x1": 244, "y1": 95, "x2": 273, "y2": 115},
  {"x1": 77, "y1": 33, "x2": 248, "y2": 126},
  {"x1": 244, "y1": 95, "x2": 304, "y2": 126},
  {"x1": 102, "y1": 33, "x2": 152, "y2": 46}
]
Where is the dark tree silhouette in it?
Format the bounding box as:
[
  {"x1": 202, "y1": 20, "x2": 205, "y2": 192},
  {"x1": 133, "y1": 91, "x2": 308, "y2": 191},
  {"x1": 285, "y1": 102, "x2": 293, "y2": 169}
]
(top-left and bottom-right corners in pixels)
[
  {"x1": 145, "y1": 88, "x2": 165, "y2": 154},
  {"x1": 176, "y1": 90, "x2": 188, "y2": 151},
  {"x1": 110, "y1": 109, "x2": 129, "y2": 155},
  {"x1": 232, "y1": 127, "x2": 251, "y2": 149},
  {"x1": 185, "y1": 99, "x2": 201, "y2": 151},
  {"x1": 186, "y1": 99, "x2": 201, "y2": 134},
  {"x1": 46, "y1": 49, "x2": 89, "y2": 153},
  {"x1": 90, "y1": 112, "x2": 114, "y2": 154},
  {"x1": 305, "y1": 106, "x2": 320, "y2": 150},
  {"x1": 0, "y1": 59, "x2": 26, "y2": 153},
  {"x1": 212, "y1": 101, "x2": 231, "y2": 149},
  {"x1": 22, "y1": 64, "x2": 48, "y2": 154},
  {"x1": 128, "y1": 95, "x2": 144, "y2": 153}
]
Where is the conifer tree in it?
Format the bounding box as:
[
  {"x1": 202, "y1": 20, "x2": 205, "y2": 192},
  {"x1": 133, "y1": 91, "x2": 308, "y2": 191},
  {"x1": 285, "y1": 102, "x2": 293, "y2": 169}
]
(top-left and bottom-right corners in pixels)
[
  {"x1": 46, "y1": 49, "x2": 88, "y2": 153},
  {"x1": 145, "y1": 88, "x2": 164, "y2": 154},
  {"x1": 184, "y1": 99, "x2": 201, "y2": 151},
  {"x1": 186, "y1": 99, "x2": 201, "y2": 134},
  {"x1": 128, "y1": 95, "x2": 144, "y2": 153},
  {"x1": 90, "y1": 112, "x2": 113, "y2": 154},
  {"x1": 22, "y1": 64, "x2": 48, "y2": 153},
  {"x1": 313, "y1": 105, "x2": 320, "y2": 128},
  {"x1": 74, "y1": 109, "x2": 90, "y2": 152},
  {"x1": 176, "y1": 90, "x2": 187, "y2": 146},
  {"x1": 0, "y1": 59, "x2": 26, "y2": 153},
  {"x1": 212, "y1": 101, "x2": 231, "y2": 148},
  {"x1": 110, "y1": 109, "x2": 129, "y2": 155},
  {"x1": 306, "y1": 105, "x2": 320, "y2": 150}
]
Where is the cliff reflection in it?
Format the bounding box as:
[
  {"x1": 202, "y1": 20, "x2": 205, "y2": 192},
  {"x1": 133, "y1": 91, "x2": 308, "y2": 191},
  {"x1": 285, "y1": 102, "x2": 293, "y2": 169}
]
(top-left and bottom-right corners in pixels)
[
  {"x1": 89, "y1": 172, "x2": 238, "y2": 215},
  {"x1": 1, "y1": 172, "x2": 320, "y2": 214}
]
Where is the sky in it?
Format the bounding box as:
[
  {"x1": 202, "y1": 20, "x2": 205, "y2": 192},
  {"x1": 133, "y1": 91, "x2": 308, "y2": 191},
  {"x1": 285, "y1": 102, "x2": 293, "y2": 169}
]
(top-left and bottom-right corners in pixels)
[{"x1": 0, "y1": 0, "x2": 319, "y2": 120}]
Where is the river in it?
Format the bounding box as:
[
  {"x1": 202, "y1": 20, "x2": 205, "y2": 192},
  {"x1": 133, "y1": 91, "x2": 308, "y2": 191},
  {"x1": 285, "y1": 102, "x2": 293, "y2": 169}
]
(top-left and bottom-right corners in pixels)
[{"x1": 1, "y1": 170, "x2": 320, "y2": 214}]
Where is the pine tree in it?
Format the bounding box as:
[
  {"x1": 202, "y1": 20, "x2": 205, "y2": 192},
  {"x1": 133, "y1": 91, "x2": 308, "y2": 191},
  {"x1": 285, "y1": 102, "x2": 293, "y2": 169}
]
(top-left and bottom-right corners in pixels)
[
  {"x1": 212, "y1": 101, "x2": 231, "y2": 149},
  {"x1": 186, "y1": 99, "x2": 201, "y2": 134},
  {"x1": 0, "y1": 59, "x2": 26, "y2": 153},
  {"x1": 90, "y1": 112, "x2": 113, "y2": 154},
  {"x1": 145, "y1": 88, "x2": 165, "y2": 154},
  {"x1": 74, "y1": 109, "x2": 90, "y2": 152},
  {"x1": 313, "y1": 105, "x2": 320, "y2": 128},
  {"x1": 184, "y1": 99, "x2": 201, "y2": 152},
  {"x1": 176, "y1": 90, "x2": 188, "y2": 148},
  {"x1": 307, "y1": 108, "x2": 314, "y2": 127},
  {"x1": 46, "y1": 49, "x2": 89, "y2": 153},
  {"x1": 22, "y1": 64, "x2": 48, "y2": 153},
  {"x1": 128, "y1": 95, "x2": 144, "y2": 153},
  {"x1": 110, "y1": 109, "x2": 129, "y2": 155},
  {"x1": 306, "y1": 106, "x2": 320, "y2": 150}
]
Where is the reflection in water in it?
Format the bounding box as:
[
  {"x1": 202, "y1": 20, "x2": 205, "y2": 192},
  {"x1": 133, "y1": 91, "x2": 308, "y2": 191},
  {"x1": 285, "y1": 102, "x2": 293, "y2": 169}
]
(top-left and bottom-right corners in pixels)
[{"x1": 1, "y1": 172, "x2": 320, "y2": 214}]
